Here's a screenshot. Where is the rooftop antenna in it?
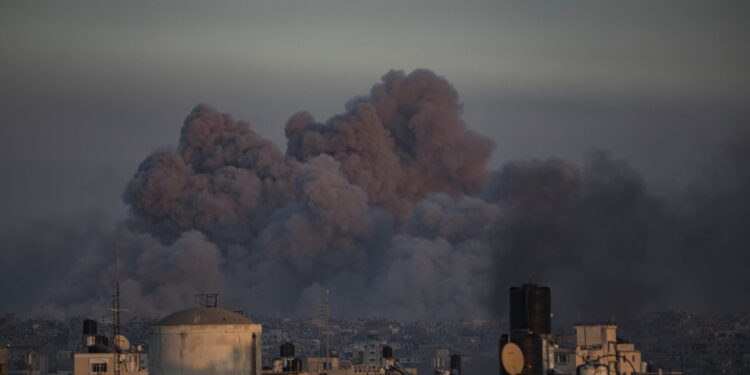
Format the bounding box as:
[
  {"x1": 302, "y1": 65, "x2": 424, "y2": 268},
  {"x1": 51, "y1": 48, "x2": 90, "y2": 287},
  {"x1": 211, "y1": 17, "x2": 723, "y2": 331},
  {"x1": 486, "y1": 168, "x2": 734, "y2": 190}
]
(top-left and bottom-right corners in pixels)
[
  {"x1": 110, "y1": 247, "x2": 128, "y2": 375},
  {"x1": 317, "y1": 289, "x2": 331, "y2": 363},
  {"x1": 193, "y1": 293, "x2": 219, "y2": 308}
]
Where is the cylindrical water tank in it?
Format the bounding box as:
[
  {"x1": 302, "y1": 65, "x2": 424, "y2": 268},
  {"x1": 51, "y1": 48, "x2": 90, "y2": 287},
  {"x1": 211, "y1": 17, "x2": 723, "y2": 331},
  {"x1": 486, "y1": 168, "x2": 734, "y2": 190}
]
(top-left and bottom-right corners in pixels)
[
  {"x1": 290, "y1": 358, "x2": 302, "y2": 372},
  {"x1": 510, "y1": 284, "x2": 551, "y2": 335},
  {"x1": 272, "y1": 358, "x2": 282, "y2": 373},
  {"x1": 83, "y1": 319, "x2": 98, "y2": 335},
  {"x1": 382, "y1": 346, "x2": 393, "y2": 359},
  {"x1": 149, "y1": 307, "x2": 262, "y2": 375},
  {"x1": 577, "y1": 363, "x2": 609, "y2": 375},
  {"x1": 510, "y1": 331, "x2": 543, "y2": 375},
  {"x1": 450, "y1": 354, "x2": 461, "y2": 375},
  {"x1": 578, "y1": 363, "x2": 596, "y2": 375},
  {"x1": 280, "y1": 343, "x2": 295, "y2": 358}
]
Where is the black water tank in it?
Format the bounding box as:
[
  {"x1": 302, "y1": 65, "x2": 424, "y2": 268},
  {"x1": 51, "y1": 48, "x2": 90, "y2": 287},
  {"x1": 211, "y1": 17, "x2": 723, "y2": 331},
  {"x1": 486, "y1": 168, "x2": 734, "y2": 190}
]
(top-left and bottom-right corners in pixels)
[
  {"x1": 290, "y1": 358, "x2": 302, "y2": 371},
  {"x1": 450, "y1": 354, "x2": 461, "y2": 373},
  {"x1": 382, "y1": 346, "x2": 393, "y2": 359},
  {"x1": 510, "y1": 284, "x2": 551, "y2": 334},
  {"x1": 82, "y1": 319, "x2": 97, "y2": 335},
  {"x1": 510, "y1": 331, "x2": 543, "y2": 375},
  {"x1": 280, "y1": 342, "x2": 295, "y2": 358}
]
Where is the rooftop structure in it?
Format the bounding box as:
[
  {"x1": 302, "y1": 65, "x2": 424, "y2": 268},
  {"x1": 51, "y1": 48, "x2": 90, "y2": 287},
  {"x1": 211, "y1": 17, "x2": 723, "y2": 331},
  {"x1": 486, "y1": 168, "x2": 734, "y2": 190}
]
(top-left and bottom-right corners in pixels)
[
  {"x1": 149, "y1": 307, "x2": 262, "y2": 375},
  {"x1": 73, "y1": 352, "x2": 147, "y2": 375},
  {"x1": 574, "y1": 322, "x2": 643, "y2": 375},
  {"x1": 156, "y1": 307, "x2": 252, "y2": 326}
]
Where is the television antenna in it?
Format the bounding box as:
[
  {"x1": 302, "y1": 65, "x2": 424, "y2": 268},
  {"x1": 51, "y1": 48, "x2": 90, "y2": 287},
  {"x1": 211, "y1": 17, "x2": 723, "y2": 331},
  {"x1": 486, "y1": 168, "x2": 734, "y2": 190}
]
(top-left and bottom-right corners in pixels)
[{"x1": 110, "y1": 247, "x2": 129, "y2": 375}]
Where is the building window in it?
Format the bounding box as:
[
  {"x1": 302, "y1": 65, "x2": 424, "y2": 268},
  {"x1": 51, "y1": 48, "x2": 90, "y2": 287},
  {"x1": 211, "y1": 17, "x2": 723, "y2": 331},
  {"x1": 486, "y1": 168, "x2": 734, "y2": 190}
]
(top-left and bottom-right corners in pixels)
[
  {"x1": 557, "y1": 353, "x2": 568, "y2": 364},
  {"x1": 91, "y1": 362, "x2": 107, "y2": 373}
]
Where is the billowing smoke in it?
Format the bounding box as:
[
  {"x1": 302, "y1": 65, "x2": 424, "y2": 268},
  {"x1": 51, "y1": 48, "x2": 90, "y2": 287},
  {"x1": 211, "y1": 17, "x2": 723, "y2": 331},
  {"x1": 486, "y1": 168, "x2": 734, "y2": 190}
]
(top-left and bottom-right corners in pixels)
[
  {"x1": 119, "y1": 69, "x2": 496, "y2": 319},
  {"x1": 487, "y1": 153, "x2": 665, "y2": 323},
  {"x1": 286, "y1": 70, "x2": 493, "y2": 214},
  {"x1": 487, "y1": 143, "x2": 750, "y2": 325},
  {"x1": 4, "y1": 69, "x2": 749, "y2": 323}
]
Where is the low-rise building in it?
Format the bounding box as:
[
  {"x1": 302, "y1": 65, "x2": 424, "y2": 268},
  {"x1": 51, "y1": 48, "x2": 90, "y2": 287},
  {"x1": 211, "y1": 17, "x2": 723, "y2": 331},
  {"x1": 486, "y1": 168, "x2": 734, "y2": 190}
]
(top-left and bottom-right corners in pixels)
[
  {"x1": 575, "y1": 322, "x2": 643, "y2": 375},
  {"x1": 1, "y1": 347, "x2": 8, "y2": 375},
  {"x1": 72, "y1": 353, "x2": 147, "y2": 375}
]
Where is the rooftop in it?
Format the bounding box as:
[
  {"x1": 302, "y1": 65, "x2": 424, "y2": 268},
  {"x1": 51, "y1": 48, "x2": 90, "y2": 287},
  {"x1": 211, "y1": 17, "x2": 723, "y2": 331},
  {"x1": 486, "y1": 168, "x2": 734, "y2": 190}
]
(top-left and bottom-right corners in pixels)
[
  {"x1": 573, "y1": 321, "x2": 617, "y2": 327},
  {"x1": 157, "y1": 307, "x2": 253, "y2": 326}
]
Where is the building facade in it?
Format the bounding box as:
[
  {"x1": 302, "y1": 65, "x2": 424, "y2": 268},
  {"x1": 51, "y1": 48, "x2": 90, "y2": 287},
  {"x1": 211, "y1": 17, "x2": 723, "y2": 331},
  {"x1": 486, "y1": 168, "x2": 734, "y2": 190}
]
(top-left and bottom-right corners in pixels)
[
  {"x1": 73, "y1": 352, "x2": 147, "y2": 375},
  {"x1": 575, "y1": 322, "x2": 643, "y2": 375}
]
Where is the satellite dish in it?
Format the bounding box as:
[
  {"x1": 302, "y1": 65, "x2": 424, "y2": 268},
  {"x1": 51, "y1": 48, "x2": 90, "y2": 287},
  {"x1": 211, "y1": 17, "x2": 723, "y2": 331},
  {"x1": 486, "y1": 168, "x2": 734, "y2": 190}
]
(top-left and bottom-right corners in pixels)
[
  {"x1": 501, "y1": 342, "x2": 525, "y2": 375},
  {"x1": 114, "y1": 335, "x2": 130, "y2": 352}
]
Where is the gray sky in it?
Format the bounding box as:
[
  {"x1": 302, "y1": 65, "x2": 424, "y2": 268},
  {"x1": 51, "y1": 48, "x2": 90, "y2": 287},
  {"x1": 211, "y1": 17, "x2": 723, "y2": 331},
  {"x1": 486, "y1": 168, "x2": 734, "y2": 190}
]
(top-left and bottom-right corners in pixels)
[{"x1": 1, "y1": 0, "x2": 748, "y2": 222}]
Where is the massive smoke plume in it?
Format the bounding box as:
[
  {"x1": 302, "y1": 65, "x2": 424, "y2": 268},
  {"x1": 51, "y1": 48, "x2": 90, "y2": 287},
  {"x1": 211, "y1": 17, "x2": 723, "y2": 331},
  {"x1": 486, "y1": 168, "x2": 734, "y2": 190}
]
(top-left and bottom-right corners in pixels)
[
  {"x1": 2, "y1": 69, "x2": 748, "y2": 323},
  {"x1": 90, "y1": 69, "x2": 496, "y2": 319}
]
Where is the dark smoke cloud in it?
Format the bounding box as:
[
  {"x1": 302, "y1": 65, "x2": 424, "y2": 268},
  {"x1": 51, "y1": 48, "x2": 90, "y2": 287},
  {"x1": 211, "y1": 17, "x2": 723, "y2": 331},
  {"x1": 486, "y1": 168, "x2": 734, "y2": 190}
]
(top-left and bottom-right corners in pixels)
[
  {"x1": 286, "y1": 69, "x2": 494, "y2": 214},
  {"x1": 673, "y1": 133, "x2": 750, "y2": 313},
  {"x1": 2, "y1": 70, "x2": 748, "y2": 323},
  {"x1": 115, "y1": 69, "x2": 495, "y2": 319},
  {"x1": 123, "y1": 104, "x2": 296, "y2": 244},
  {"x1": 488, "y1": 144, "x2": 750, "y2": 325},
  {"x1": 488, "y1": 152, "x2": 665, "y2": 323}
]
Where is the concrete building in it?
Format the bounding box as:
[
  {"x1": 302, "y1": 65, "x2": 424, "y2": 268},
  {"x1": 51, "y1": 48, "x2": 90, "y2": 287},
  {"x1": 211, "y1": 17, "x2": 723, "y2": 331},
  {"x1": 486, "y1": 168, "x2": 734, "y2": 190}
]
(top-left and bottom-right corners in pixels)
[
  {"x1": 350, "y1": 339, "x2": 383, "y2": 367},
  {"x1": 574, "y1": 322, "x2": 643, "y2": 375},
  {"x1": 552, "y1": 343, "x2": 577, "y2": 375},
  {"x1": 148, "y1": 307, "x2": 262, "y2": 375},
  {"x1": 25, "y1": 351, "x2": 48, "y2": 375},
  {"x1": 1, "y1": 347, "x2": 8, "y2": 375},
  {"x1": 72, "y1": 353, "x2": 147, "y2": 375}
]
